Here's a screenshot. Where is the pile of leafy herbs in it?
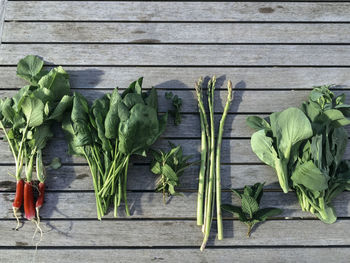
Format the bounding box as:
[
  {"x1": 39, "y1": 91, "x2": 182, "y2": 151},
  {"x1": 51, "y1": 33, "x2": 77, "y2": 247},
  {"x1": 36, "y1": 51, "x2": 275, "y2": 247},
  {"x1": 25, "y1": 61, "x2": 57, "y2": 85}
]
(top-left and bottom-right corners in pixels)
[
  {"x1": 63, "y1": 78, "x2": 168, "y2": 219},
  {"x1": 150, "y1": 142, "x2": 194, "y2": 204},
  {"x1": 247, "y1": 86, "x2": 350, "y2": 223},
  {"x1": 165, "y1": 92, "x2": 182, "y2": 126},
  {"x1": 222, "y1": 183, "x2": 282, "y2": 237},
  {"x1": 0, "y1": 55, "x2": 72, "y2": 225}
]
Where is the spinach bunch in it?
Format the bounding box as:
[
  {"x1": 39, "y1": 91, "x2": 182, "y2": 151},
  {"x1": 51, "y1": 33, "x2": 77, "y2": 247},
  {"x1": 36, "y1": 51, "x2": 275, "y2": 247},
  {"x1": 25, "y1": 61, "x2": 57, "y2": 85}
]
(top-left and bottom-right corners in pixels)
[
  {"x1": 63, "y1": 78, "x2": 168, "y2": 218},
  {"x1": 222, "y1": 183, "x2": 282, "y2": 237},
  {"x1": 247, "y1": 86, "x2": 350, "y2": 223},
  {"x1": 150, "y1": 142, "x2": 194, "y2": 204}
]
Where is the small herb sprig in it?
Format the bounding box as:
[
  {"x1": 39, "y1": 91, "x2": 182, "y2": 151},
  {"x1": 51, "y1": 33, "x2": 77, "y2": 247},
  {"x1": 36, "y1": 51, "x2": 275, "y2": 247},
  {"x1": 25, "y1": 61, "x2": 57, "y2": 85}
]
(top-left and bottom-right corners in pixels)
[
  {"x1": 165, "y1": 92, "x2": 182, "y2": 126},
  {"x1": 222, "y1": 183, "x2": 282, "y2": 237},
  {"x1": 150, "y1": 142, "x2": 194, "y2": 204}
]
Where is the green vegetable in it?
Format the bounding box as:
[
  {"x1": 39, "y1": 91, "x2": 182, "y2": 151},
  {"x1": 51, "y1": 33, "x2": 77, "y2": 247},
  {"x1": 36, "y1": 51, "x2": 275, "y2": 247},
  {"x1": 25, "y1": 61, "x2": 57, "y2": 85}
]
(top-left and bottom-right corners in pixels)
[
  {"x1": 150, "y1": 142, "x2": 194, "y2": 204},
  {"x1": 195, "y1": 77, "x2": 233, "y2": 251},
  {"x1": 165, "y1": 92, "x2": 182, "y2": 126},
  {"x1": 222, "y1": 183, "x2": 282, "y2": 237},
  {"x1": 50, "y1": 157, "x2": 62, "y2": 170},
  {"x1": 0, "y1": 55, "x2": 72, "y2": 224},
  {"x1": 247, "y1": 86, "x2": 350, "y2": 223},
  {"x1": 63, "y1": 78, "x2": 168, "y2": 219}
]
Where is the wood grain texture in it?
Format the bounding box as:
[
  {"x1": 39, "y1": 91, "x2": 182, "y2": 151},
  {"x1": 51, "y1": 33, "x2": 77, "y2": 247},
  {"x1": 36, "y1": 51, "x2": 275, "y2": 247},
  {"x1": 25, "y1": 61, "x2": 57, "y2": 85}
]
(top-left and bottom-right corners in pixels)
[
  {"x1": 0, "y1": 0, "x2": 6, "y2": 44},
  {"x1": 6, "y1": 2, "x2": 350, "y2": 22},
  {"x1": 2, "y1": 248, "x2": 350, "y2": 263},
  {"x1": 4, "y1": 22, "x2": 350, "y2": 43},
  {"x1": 3, "y1": 44, "x2": 350, "y2": 66},
  {"x1": 2, "y1": 66, "x2": 348, "y2": 90},
  {"x1": 1, "y1": 191, "x2": 349, "y2": 219},
  {"x1": 1, "y1": 220, "x2": 350, "y2": 246}
]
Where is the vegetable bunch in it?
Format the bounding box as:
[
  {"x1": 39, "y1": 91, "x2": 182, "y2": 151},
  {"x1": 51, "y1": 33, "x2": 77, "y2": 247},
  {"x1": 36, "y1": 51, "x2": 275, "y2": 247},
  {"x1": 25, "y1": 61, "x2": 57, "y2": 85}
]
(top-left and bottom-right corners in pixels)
[
  {"x1": 222, "y1": 183, "x2": 282, "y2": 237},
  {"x1": 0, "y1": 55, "x2": 72, "y2": 227},
  {"x1": 195, "y1": 77, "x2": 233, "y2": 251},
  {"x1": 150, "y1": 142, "x2": 194, "y2": 204},
  {"x1": 63, "y1": 78, "x2": 167, "y2": 219},
  {"x1": 247, "y1": 86, "x2": 350, "y2": 223}
]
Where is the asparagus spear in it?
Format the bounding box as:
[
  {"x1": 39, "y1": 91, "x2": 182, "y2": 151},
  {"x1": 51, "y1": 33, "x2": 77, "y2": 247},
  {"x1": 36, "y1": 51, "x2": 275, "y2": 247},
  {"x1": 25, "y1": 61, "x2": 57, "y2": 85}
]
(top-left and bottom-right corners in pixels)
[{"x1": 216, "y1": 80, "x2": 233, "y2": 240}]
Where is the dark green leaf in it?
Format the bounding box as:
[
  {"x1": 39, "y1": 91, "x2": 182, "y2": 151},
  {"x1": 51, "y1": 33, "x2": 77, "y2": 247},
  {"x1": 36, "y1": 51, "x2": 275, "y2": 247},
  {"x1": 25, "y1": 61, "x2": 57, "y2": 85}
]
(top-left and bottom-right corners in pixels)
[{"x1": 16, "y1": 55, "x2": 44, "y2": 84}]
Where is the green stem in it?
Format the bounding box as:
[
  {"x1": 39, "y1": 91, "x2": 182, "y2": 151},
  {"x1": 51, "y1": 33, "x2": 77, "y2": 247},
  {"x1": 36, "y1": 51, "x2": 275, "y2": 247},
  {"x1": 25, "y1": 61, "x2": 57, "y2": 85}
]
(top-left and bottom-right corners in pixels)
[
  {"x1": 84, "y1": 150, "x2": 103, "y2": 219},
  {"x1": 201, "y1": 77, "x2": 216, "y2": 251},
  {"x1": 25, "y1": 150, "x2": 36, "y2": 182},
  {"x1": 123, "y1": 156, "x2": 130, "y2": 216},
  {"x1": 197, "y1": 108, "x2": 207, "y2": 225},
  {"x1": 215, "y1": 80, "x2": 233, "y2": 241},
  {"x1": 36, "y1": 149, "x2": 45, "y2": 183}
]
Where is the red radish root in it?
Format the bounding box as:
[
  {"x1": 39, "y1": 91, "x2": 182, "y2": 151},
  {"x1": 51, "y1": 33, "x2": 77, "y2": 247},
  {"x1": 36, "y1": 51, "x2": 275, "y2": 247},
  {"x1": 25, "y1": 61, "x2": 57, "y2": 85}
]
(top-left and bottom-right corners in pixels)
[
  {"x1": 24, "y1": 182, "x2": 35, "y2": 221},
  {"x1": 12, "y1": 179, "x2": 24, "y2": 230}
]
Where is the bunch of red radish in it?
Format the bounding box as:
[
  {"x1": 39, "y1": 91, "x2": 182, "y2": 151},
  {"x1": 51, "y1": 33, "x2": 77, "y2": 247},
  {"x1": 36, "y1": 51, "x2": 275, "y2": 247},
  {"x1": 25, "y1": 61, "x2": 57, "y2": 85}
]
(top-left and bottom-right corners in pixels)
[
  {"x1": 13, "y1": 179, "x2": 45, "y2": 227},
  {"x1": 0, "y1": 55, "x2": 72, "y2": 232}
]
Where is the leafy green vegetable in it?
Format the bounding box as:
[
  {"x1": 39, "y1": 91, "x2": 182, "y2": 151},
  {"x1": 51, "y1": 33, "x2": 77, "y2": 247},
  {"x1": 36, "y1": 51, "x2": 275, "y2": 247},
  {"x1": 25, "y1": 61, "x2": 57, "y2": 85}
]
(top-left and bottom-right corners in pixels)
[
  {"x1": 0, "y1": 55, "x2": 72, "y2": 183},
  {"x1": 248, "y1": 85, "x2": 350, "y2": 224},
  {"x1": 222, "y1": 183, "x2": 282, "y2": 237},
  {"x1": 150, "y1": 142, "x2": 194, "y2": 204},
  {"x1": 165, "y1": 92, "x2": 182, "y2": 126},
  {"x1": 63, "y1": 78, "x2": 168, "y2": 219}
]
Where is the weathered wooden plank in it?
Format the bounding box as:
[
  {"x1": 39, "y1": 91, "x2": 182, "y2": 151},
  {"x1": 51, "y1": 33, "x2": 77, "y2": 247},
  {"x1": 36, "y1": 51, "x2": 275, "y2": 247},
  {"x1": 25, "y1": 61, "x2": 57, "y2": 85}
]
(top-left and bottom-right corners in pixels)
[
  {"x1": 1, "y1": 191, "x2": 349, "y2": 219},
  {"x1": 1, "y1": 220, "x2": 350, "y2": 246},
  {"x1": 4, "y1": 22, "x2": 350, "y2": 43},
  {"x1": 0, "y1": 164, "x2": 279, "y2": 191},
  {"x1": 1, "y1": 67, "x2": 348, "y2": 90},
  {"x1": 0, "y1": 0, "x2": 5, "y2": 44},
  {"x1": 2, "y1": 248, "x2": 350, "y2": 263},
  {"x1": 6, "y1": 2, "x2": 350, "y2": 22},
  {"x1": 0, "y1": 89, "x2": 315, "y2": 113},
  {"x1": 3, "y1": 44, "x2": 350, "y2": 66}
]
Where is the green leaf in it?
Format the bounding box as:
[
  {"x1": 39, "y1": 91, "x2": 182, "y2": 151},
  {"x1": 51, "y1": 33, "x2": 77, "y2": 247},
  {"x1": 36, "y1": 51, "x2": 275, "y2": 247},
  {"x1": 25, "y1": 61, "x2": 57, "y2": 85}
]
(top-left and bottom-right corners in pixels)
[
  {"x1": 246, "y1": 116, "x2": 271, "y2": 131},
  {"x1": 123, "y1": 93, "x2": 144, "y2": 109},
  {"x1": 16, "y1": 55, "x2": 44, "y2": 84},
  {"x1": 38, "y1": 66, "x2": 71, "y2": 101},
  {"x1": 145, "y1": 87, "x2": 158, "y2": 110},
  {"x1": 161, "y1": 164, "x2": 178, "y2": 181},
  {"x1": 71, "y1": 92, "x2": 93, "y2": 146},
  {"x1": 48, "y1": 95, "x2": 73, "y2": 121},
  {"x1": 250, "y1": 129, "x2": 278, "y2": 168},
  {"x1": 50, "y1": 157, "x2": 62, "y2": 170},
  {"x1": 92, "y1": 96, "x2": 112, "y2": 152},
  {"x1": 31, "y1": 124, "x2": 53, "y2": 149},
  {"x1": 241, "y1": 194, "x2": 259, "y2": 218},
  {"x1": 221, "y1": 204, "x2": 247, "y2": 222},
  {"x1": 291, "y1": 161, "x2": 329, "y2": 191},
  {"x1": 254, "y1": 208, "x2": 282, "y2": 222},
  {"x1": 1, "y1": 98, "x2": 15, "y2": 122},
  {"x1": 21, "y1": 96, "x2": 44, "y2": 127},
  {"x1": 105, "y1": 88, "x2": 122, "y2": 139},
  {"x1": 150, "y1": 161, "x2": 161, "y2": 175},
  {"x1": 275, "y1": 107, "x2": 313, "y2": 160}
]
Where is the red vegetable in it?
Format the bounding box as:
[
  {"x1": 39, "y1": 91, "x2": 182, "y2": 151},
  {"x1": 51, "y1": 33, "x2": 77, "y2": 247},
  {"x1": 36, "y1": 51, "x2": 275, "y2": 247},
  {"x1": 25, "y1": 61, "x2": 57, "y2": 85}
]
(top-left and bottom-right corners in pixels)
[
  {"x1": 24, "y1": 182, "x2": 35, "y2": 221},
  {"x1": 12, "y1": 179, "x2": 24, "y2": 229},
  {"x1": 13, "y1": 179, "x2": 24, "y2": 209},
  {"x1": 35, "y1": 182, "x2": 45, "y2": 209}
]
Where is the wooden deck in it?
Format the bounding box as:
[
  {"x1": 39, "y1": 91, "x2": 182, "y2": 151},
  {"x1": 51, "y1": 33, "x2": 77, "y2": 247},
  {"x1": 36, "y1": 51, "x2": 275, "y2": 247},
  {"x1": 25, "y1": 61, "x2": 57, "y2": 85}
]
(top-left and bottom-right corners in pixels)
[{"x1": 1, "y1": 1, "x2": 350, "y2": 262}]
